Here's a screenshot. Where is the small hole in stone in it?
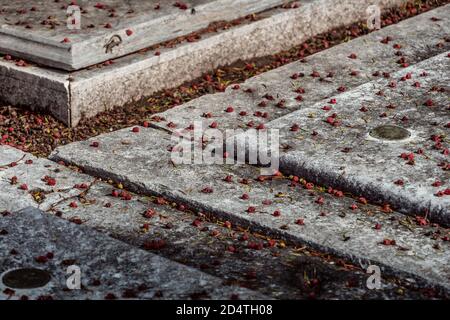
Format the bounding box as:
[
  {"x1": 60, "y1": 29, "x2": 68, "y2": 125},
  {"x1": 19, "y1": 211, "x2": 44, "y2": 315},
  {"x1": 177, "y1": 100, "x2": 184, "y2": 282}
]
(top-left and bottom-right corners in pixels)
[
  {"x1": 2, "y1": 268, "x2": 51, "y2": 289},
  {"x1": 369, "y1": 125, "x2": 411, "y2": 141}
]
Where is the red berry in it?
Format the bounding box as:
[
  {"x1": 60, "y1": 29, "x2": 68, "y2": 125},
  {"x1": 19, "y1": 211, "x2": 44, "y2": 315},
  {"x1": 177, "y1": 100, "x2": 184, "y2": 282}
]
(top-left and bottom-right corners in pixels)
[
  {"x1": 247, "y1": 206, "x2": 256, "y2": 213},
  {"x1": 69, "y1": 202, "x2": 78, "y2": 208},
  {"x1": 424, "y1": 99, "x2": 434, "y2": 107},
  {"x1": 432, "y1": 181, "x2": 442, "y2": 187},
  {"x1": 209, "y1": 122, "x2": 218, "y2": 129},
  {"x1": 382, "y1": 239, "x2": 396, "y2": 246},
  {"x1": 241, "y1": 193, "x2": 249, "y2": 200},
  {"x1": 143, "y1": 209, "x2": 156, "y2": 219},
  {"x1": 305, "y1": 183, "x2": 314, "y2": 190},
  {"x1": 192, "y1": 219, "x2": 202, "y2": 227},
  {"x1": 201, "y1": 187, "x2": 213, "y2": 194},
  {"x1": 35, "y1": 256, "x2": 49, "y2": 263},
  {"x1": 290, "y1": 123, "x2": 300, "y2": 132}
]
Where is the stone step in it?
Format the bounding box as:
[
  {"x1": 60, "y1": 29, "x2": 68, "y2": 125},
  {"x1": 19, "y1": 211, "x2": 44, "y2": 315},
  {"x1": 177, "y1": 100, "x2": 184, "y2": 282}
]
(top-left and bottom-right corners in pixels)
[
  {"x1": 49, "y1": 127, "x2": 450, "y2": 292},
  {"x1": 255, "y1": 52, "x2": 449, "y2": 226},
  {"x1": 150, "y1": 5, "x2": 450, "y2": 134},
  {"x1": 1, "y1": 145, "x2": 443, "y2": 299},
  {"x1": 49, "y1": 180, "x2": 441, "y2": 299},
  {"x1": 0, "y1": 146, "x2": 97, "y2": 212},
  {"x1": 0, "y1": 0, "x2": 409, "y2": 126},
  {"x1": 0, "y1": 207, "x2": 266, "y2": 300},
  {"x1": 0, "y1": 0, "x2": 286, "y2": 70}
]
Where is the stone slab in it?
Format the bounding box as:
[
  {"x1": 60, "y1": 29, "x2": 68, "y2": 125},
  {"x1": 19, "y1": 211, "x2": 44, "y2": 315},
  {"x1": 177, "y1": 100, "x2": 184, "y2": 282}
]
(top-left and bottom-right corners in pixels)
[
  {"x1": 0, "y1": 145, "x2": 96, "y2": 213},
  {"x1": 49, "y1": 127, "x2": 450, "y2": 291},
  {"x1": 0, "y1": 0, "x2": 285, "y2": 70},
  {"x1": 0, "y1": 206, "x2": 266, "y2": 300},
  {"x1": 257, "y1": 52, "x2": 450, "y2": 226},
  {"x1": 0, "y1": 144, "x2": 27, "y2": 166},
  {"x1": 46, "y1": 177, "x2": 447, "y2": 299},
  {"x1": 0, "y1": 0, "x2": 408, "y2": 126},
  {"x1": 150, "y1": 5, "x2": 450, "y2": 135},
  {"x1": 0, "y1": 146, "x2": 443, "y2": 299}
]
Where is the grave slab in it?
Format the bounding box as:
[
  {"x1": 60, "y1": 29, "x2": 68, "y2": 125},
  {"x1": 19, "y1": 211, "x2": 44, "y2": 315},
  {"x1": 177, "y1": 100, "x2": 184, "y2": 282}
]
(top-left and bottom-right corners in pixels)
[
  {"x1": 257, "y1": 52, "x2": 449, "y2": 226},
  {"x1": 0, "y1": 0, "x2": 408, "y2": 126},
  {"x1": 0, "y1": 145, "x2": 96, "y2": 213},
  {"x1": 49, "y1": 127, "x2": 450, "y2": 291},
  {"x1": 0, "y1": 0, "x2": 286, "y2": 70},
  {"x1": 0, "y1": 146, "x2": 444, "y2": 299},
  {"x1": 49, "y1": 181, "x2": 445, "y2": 299},
  {"x1": 0, "y1": 207, "x2": 266, "y2": 300},
  {"x1": 150, "y1": 5, "x2": 450, "y2": 135}
]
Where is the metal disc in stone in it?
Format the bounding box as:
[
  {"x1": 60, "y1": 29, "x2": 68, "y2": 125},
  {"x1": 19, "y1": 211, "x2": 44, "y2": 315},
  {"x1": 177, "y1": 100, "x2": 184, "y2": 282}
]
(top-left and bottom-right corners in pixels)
[
  {"x1": 369, "y1": 125, "x2": 411, "y2": 141},
  {"x1": 2, "y1": 268, "x2": 51, "y2": 289}
]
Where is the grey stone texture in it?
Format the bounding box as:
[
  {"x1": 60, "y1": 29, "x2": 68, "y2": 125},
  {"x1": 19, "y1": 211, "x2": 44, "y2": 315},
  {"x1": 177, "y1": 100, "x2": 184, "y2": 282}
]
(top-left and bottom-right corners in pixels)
[
  {"x1": 260, "y1": 53, "x2": 450, "y2": 226},
  {"x1": 152, "y1": 5, "x2": 450, "y2": 134},
  {"x1": 49, "y1": 127, "x2": 450, "y2": 292},
  {"x1": 1, "y1": 146, "x2": 443, "y2": 299},
  {"x1": 144, "y1": 6, "x2": 450, "y2": 224},
  {"x1": 0, "y1": 145, "x2": 95, "y2": 213},
  {"x1": 0, "y1": 206, "x2": 266, "y2": 300},
  {"x1": 2, "y1": 2, "x2": 449, "y2": 299},
  {"x1": 48, "y1": 181, "x2": 444, "y2": 299},
  {"x1": 0, "y1": 0, "x2": 409, "y2": 126},
  {"x1": 0, "y1": 0, "x2": 286, "y2": 70}
]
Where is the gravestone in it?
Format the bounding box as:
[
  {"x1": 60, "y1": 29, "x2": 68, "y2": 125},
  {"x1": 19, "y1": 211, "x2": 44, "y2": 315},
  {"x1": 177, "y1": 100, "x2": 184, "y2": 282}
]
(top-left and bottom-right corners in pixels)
[
  {"x1": 0, "y1": 0, "x2": 284, "y2": 70},
  {"x1": 0, "y1": 0, "x2": 407, "y2": 126}
]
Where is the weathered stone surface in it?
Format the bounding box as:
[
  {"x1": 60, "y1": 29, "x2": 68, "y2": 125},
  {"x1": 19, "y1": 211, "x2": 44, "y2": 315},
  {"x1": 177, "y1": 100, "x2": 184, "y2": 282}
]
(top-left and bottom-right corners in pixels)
[
  {"x1": 50, "y1": 127, "x2": 450, "y2": 291},
  {"x1": 0, "y1": 0, "x2": 286, "y2": 70},
  {"x1": 0, "y1": 144, "x2": 27, "y2": 166},
  {"x1": 0, "y1": 145, "x2": 95, "y2": 212},
  {"x1": 0, "y1": 61, "x2": 70, "y2": 122},
  {"x1": 0, "y1": 207, "x2": 266, "y2": 300},
  {"x1": 0, "y1": 0, "x2": 410, "y2": 126},
  {"x1": 257, "y1": 53, "x2": 449, "y2": 226},
  {"x1": 45, "y1": 180, "x2": 447, "y2": 299},
  {"x1": 150, "y1": 5, "x2": 450, "y2": 135},
  {"x1": 1, "y1": 146, "x2": 443, "y2": 299}
]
